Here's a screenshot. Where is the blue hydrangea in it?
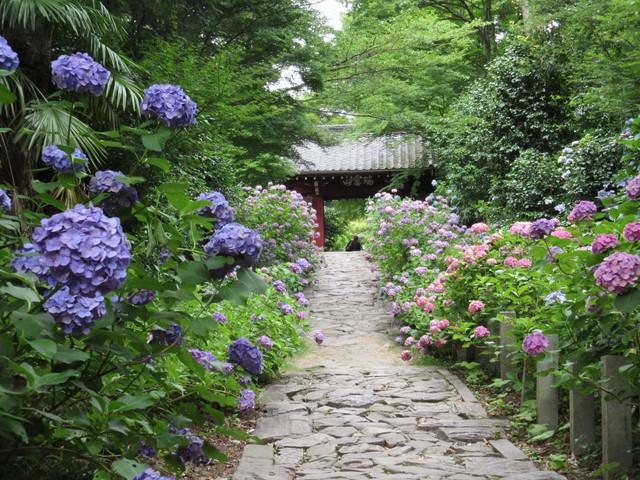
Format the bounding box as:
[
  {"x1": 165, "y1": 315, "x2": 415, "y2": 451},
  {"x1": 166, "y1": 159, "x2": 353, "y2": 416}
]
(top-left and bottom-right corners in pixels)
[
  {"x1": 158, "y1": 246, "x2": 171, "y2": 265},
  {"x1": 212, "y1": 312, "x2": 227, "y2": 323},
  {"x1": 272, "y1": 280, "x2": 287, "y2": 293},
  {"x1": 204, "y1": 223, "x2": 263, "y2": 278},
  {"x1": 140, "y1": 84, "x2": 197, "y2": 128},
  {"x1": 139, "y1": 441, "x2": 157, "y2": 458},
  {"x1": 0, "y1": 36, "x2": 19, "y2": 71},
  {"x1": 31, "y1": 204, "x2": 131, "y2": 296},
  {"x1": 196, "y1": 192, "x2": 234, "y2": 229},
  {"x1": 43, "y1": 287, "x2": 106, "y2": 335},
  {"x1": 149, "y1": 324, "x2": 183, "y2": 346},
  {"x1": 295, "y1": 258, "x2": 312, "y2": 271},
  {"x1": 168, "y1": 426, "x2": 210, "y2": 466},
  {"x1": 11, "y1": 243, "x2": 52, "y2": 282},
  {"x1": 129, "y1": 289, "x2": 157, "y2": 305},
  {"x1": 0, "y1": 188, "x2": 11, "y2": 212},
  {"x1": 189, "y1": 349, "x2": 218, "y2": 371},
  {"x1": 228, "y1": 337, "x2": 263, "y2": 375},
  {"x1": 88, "y1": 170, "x2": 139, "y2": 215},
  {"x1": 277, "y1": 301, "x2": 293, "y2": 315},
  {"x1": 41, "y1": 145, "x2": 88, "y2": 173},
  {"x1": 133, "y1": 468, "x2": 174, "y2": 480},
  {"x1": 51, "y1": 52, "x2": 110, "y2": 96},
  {"x1": 237, "y1": 377, "x2": 250, "y2": 387},
  {"x1": 238, "y1": 389, "x2": 256, "y2": 414}
]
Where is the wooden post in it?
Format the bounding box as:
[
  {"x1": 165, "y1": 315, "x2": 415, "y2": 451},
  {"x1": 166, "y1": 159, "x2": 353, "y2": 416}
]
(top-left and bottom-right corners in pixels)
[
  {"x1": 601, "y1": 355, "x2": 633, "y2": 480},
  {"x1": 476, "y1": 317, "x2": 498, "y2": 375},
  {"x1": 499, "y1": 311, "x2": 516, "y2": 380},
  {"x1": 536, "y1": 334, "x2": 558, "y2": 430},
  {"x1": 570, "y1": 362, "x2": 595, "y2": 456}
]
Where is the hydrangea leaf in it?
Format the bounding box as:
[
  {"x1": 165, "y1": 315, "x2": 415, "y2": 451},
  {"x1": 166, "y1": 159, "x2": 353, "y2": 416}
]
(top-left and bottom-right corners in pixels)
[
  {"x1": 27, "y1": 339, "x2": 57, "y2": 358},
  {"x1": 236, "y1": 268, "x2": 268, "y2": 295},
  {"x1": 614, "y1": 288, "x2": 640, "y2": 313},
  {"x1": 35, "y1": 370, "x2": 79, "y2": 389},
  {"x1": 111, "y1": 394, "x2": 158, "y2": 412},
  {"x1": 141, "y1": 127, "x2": 172, "y2": 152},
  {"x1": 111, "y1": 458, "x2": 147, "y2": 480},
  {"x1": 0, "y1": 283, "x2": 40, "y2": 302},
  {"x1": 144, "y1": 157, "x2": 170, "y2": 172},
  {"x1": 0, "y1": 83, "x2": 16, "y2": 103},
  {"x1": 202, "y1": 441, "x2": 227, "y2": 463},
  {"x1": 190, "y1": 316, "x2": 220, "y2": 337},
  {"x1": 9, "y1": 311, "x2": 55, "y2": 338}
]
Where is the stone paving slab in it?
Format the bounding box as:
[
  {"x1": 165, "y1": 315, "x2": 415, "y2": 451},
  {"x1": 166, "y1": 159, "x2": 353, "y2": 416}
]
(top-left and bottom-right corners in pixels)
[{"x1": 232, "y1": 252, "x2": 566, "y2": 480}]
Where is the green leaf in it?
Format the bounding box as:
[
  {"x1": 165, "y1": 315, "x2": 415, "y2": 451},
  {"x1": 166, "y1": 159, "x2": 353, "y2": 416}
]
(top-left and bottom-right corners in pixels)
[
  {"x1": 35, "y1": 370, "x2": 79, "y2": 389},
  {"x1": 9, "y1": 311, "x2": 55, "y2": 338},
  {"x1": 202, "y1": 441, "x2": 228, "y2": 462},
  {"x1": 190, "y1": 316, "x2": 219, "y2": 337},
  {"x1": 237, "y1": 268, "x2": 268, "y2": 295},
  {"x1": 53, "y1": 345, "x2": 90, "y2": 364},
  {"x1": 0, "y1": 83, "x2": 16, "y2": 103},
  {"x1": 27, "y1": 339, "x2": 57, "y2": 359},
  {"x1": 144, "y1": 157, "x2": 170, "y2": 172},
  {"x1": 112, "y1": 458, "x2": 147, "y2": 480},
  {"x1": 141, "y1": 127, "x2": 172, "y2": 152},
  {"x1": 0, "y1": 284, "x2": 40, "y2": 302},
  {"x1": 6, "y1": 418, "x2": 28, "y2": 443},
  {"x1": 111, "y1": 395, "x2": 157, "y2": 412},
  {"x1": 614, "y1": 288, "x2": 640, "y2": 313}
]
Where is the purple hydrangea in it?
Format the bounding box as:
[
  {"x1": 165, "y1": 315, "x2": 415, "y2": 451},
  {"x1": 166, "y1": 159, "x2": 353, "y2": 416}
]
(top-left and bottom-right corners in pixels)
[
  {"x1": 0, "y1": 36, "x2": 19, "y2": 71},
  {"x1": 623, "y1": 222, "x2": 640, "y2": 242},
  {"x1": 189, "y1": 349, "x2": 218, "y2": 371},
  {"x1": 212, "y1": 312, "x2": 227, "y2": 323},
  {"x1": 585, "y1": 292, "x2": 606, "y2": 314},
  {"x1": 295, "y1": 258, "x2": 312, "y2": 271},
  {"x1": 272, "y1": 280, "x2": 287, "y2": 293},
  {"x1": 567, "y1": 201, "x2": 597, "y2": 222},
  {"x1": 31, "y1": 204, "x2": 131, "y2": 296},
  {"x1": 625, "y1": 176, "x2": 640, "y2": 199},
  {"x1": 140, "y1": 84, "x2": 197, "y2": 128},
  {"x1": 594, "y1": 252, "x2": 640, "y2": 294},
  {"x1": 0, "y1": 188, "x2": 11, "y2": 212},
  {"x1": 228, "y1": 337, "x2": 264, "y2": 375},
  {"x1": 527, "y1": 218, "x2": 555, "y2": 240},
  {"x1": 139, "y1": 441, "x2": 157, "y2": 458},
  {"x1": 43, "y1": 287, "x2": 106, "y2": 335},
  {"x1": 256, "y1": 335, "x2": 273, "y2": 350},
  {"x1": 158, "y1": 246, "x2": 171, "y2": 265},
  {"x1": 129, "y1": 289, "x2": 157, "y2": 305},
  {"x1": 150, "y1": 324, "x2": 183, "y2": 346},
  {"x1": 238, "y1": 377, "x2": 250, "y2": 387},
  {"x1": 133, "y1": 468, "x2": 174, "y2": 480},
  {"x1": 238, "y1": 389, "x2": 256, "y2": 414},
  {"x1": 591, "y1": 234, "x2": 620, "y2": 254},
  {"x1": 11, "y1": 244, "x2": 51, "y2": 281},
  {"x1": 277, "y1": 301, "x2": 293, "y2": 315},
  {"x1": 51, "y1": 53, "x2": 110, "y2": 96},
  {"x1": 313, "y1": 331, "x2": 324, "y2": 345},
  {"x1": 204, "y1": 223, "x2": 263, "y2": 278},
  {"x1": 522, "y1": 332, "x2": 549, "y2": 356},
  {"x1": 41, "y1": 145, "x2": 88, "y2": 173},
  {"x1": 295, "y1": 292, "x2": 309, "y2": 306},
  {"x1": 169, "y1": 427, "x2": 210, "y2": 466},
  {"x1": 196, "y1": 192, "x2": 234, "y2": 229},
  {"x1": 88, "y1": 170, "x2": 139, "y2": 215}
]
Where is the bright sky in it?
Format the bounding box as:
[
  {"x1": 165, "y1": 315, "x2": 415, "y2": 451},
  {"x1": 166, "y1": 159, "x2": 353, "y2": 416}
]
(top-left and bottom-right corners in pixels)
[{"x1": 314, "y1": 0, "x2": 349, "y2": 30}]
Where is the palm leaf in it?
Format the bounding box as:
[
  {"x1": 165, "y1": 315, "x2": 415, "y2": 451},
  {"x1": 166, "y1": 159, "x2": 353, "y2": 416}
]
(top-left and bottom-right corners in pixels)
[
  {"x1": 0, "y1": 71, "x2": 43, "y2": 117},
  {"x1": 102, "y1": 71, "x2": 143, "y2": 112},
  {"x1": 17, "y1": 103, "x2": 106, "y2": 162}
]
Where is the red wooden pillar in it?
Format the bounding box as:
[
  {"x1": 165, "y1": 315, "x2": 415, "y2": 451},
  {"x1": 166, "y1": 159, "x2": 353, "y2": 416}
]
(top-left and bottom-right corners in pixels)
[{"x1": 311, "y1": 194, "x2": 325, "y2": 248}]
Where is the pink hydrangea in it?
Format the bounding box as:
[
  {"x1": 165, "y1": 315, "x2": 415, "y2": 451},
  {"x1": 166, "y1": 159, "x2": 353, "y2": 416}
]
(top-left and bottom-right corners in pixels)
[
  {"x1": 591, "y1": 234, "x2": 620, "y2": 254},
  {"x1": 473, "y1": 326, "x2": 490, "y2": 338},
  {"x1": 550, "y1": 228, "x2": 572, "y2": 239},
  {"x1": 416, "y1": 296, "x2": 428, "y2": 307},
  {"x1": 504, "y1": 257, "x2": 518, "y2": 266},
  {"x1": 399, "y1": 326, "x2": 411, "y2": 334},
  {"x1": 567, "y1": 201, "x2": 597, "y2": 222},
  {"x1": 471, "y1": 222, "x2": 489, "y2": 233},
  {"x1": 594, "y1": 252, "x2": 640, "y2": 294},
  {"x1": 509, "y1": 222, "x2": 532, "y2": 235},
  {"x1": 462, "y1": 255, "x2": 476, "y2": 264},
  {"x1": 404, "y1": 336, "x2": 415, "y2": 347},
  {"x1": 435, "y1": 339, "x2": 446, "y2": 348},
  {"x1": 423, "y1": 303, "x2": 435, "y2": 313},
  {"x1": 522, "y1": 332, "x2": 549, "y2": 356},
  {"x1": 468, "y1": 301, "x2": 485, "y2": 314},
  {"x1": 400, "y1": 350, "x2": 412, "y2": 361},
  {"x1": 486, "y1": 258, "x2": 498, "y2": 265},
  {"x1": 417, "y1": 335, "x2": 431, "y2": 349},
  {"x1": 625, "y1": 176, "x2": 640, "y2": 199},
  {"x1": 517, "y1": 258, "x2": 532, "y2": 268},
  {"x1": 623, "y1": 222, "x2": 640, "y2": 242}
]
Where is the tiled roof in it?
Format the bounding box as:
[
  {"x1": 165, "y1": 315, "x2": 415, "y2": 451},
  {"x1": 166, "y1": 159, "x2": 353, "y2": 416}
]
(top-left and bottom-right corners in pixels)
[{"x1": 293, "y1": 126, "x2": 431, "y2": 175}]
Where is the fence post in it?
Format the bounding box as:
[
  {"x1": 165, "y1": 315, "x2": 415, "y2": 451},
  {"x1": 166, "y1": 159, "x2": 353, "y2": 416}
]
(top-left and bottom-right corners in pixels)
[
  {"x1": 499, "y1": 311, "x2": 516, "y2": 380},
  {"x1": 601, "y1": 355, "x2": 632, "y2": 480},
  {"x1": 536, "y1": 334, "x2": 558, "y2": 430},
  {"x1": 569, "y1": 362, "x2": 595, "y2": 456},
  {"x1": 475, "y1": 317, "x2": 498, "y2": 375}
]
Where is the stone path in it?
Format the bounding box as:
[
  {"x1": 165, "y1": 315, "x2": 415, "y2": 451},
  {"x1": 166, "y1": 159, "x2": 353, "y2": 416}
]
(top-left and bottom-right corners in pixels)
[{"x1": 233, "y1": 252, "x2": 566, "y2": 480}]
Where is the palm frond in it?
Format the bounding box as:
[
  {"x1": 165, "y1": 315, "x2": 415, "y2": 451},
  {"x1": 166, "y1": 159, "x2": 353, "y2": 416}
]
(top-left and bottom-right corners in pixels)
[
  {"x1": 102, "y1": 71, "x2": 143, "y2": 112},
  {"x1": 85, "y1": 33, "x2": 135, "y2": 75},
  {"x1": 0, "y1": 0, "x2": 90, "y2": 34},
  {"x1": 17, "y1": 103, "x2": 106, "y2": 162},
  {"x1": 0, "y1": 71, "x2": 43, "y2": 117}
]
